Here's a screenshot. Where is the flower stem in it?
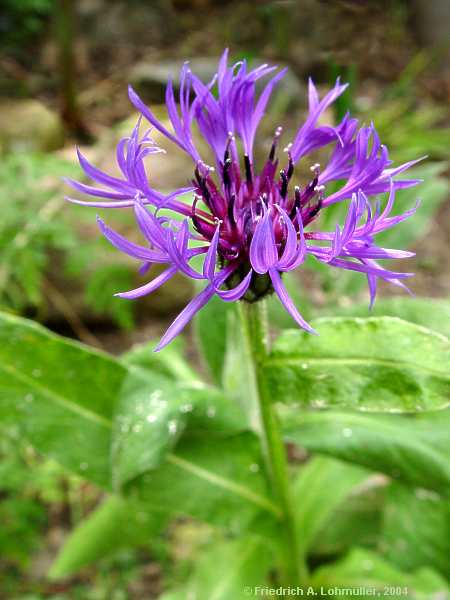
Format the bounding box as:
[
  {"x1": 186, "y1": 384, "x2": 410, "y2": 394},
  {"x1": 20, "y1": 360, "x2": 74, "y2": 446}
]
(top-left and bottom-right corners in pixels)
[{"x1": 238, "y1": 301, "x2": 307, "y2": 586}]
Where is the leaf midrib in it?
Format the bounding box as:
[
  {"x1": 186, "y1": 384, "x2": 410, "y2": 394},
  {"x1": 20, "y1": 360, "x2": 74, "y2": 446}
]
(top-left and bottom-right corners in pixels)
[
  {"x1": 284, "y1": 413, "x2": 450, "y2": 482},
  {"x1": 0, "y1": 361, "x2": 113, "y2": 428},
  {"x1": 1, "y1": 360, "x2": 279, "y2": 517},
  {"x1": 167, "y1": 453, "x2": 281, "y2": 517},
  {"x1": 267, "y1": 356, "x2": 449, "y2": 379}
]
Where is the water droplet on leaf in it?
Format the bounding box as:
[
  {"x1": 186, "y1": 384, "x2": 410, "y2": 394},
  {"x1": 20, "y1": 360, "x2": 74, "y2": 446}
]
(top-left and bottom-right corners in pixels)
[{"x1": 168, "y1": 420, "x2": 178, "y2": 435}]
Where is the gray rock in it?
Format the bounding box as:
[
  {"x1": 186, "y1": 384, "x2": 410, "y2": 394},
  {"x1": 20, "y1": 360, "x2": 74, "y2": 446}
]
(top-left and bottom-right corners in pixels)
[
  {"x1": 0, "y1": 100, "x2": 65, "y2": 154},
  {"x1": 129, "y1": 57, "x2": 218, "y2": 104},
  {"x1": 412, "y1": 0, "x2": 450, "y2": 50},
  {"x1": 129, "y1": 57, "x2": 305, "y2": 109}
]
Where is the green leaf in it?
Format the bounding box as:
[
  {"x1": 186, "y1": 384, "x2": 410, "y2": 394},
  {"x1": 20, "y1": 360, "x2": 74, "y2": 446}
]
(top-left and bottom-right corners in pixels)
[
  {"x1": 121, "y1": 337, "x2": 199, "y2": 384},
  {"x1": 281, "y1": 409, "x2": 450, "y2": 494},
  {"x1": 311, "y1": 548, "x2": 448, "y2": 599},
  {"x1": 292, "y1": 457, "x2": 370, "y2": 556},
  {"x1": 49, "y1": 495, "x2": 165, "y2": 579},
  {"x1": 329, "y1": 297, "x2": 450, "y2": 338},
  {"x1": 112, "y1": 370, "x2": 246, "y2": 489},
  {"x1": 130, "y1": 433, "x2": 281, "y2": 529},
  {"x1": 380, "y1": 482, "x2": 450, "y2": 578},
  {"x1": 194, "y1": 294, "x2": 232, "y2": 384},
  {"x1": 222, "y1": 305, "x2": 260, "y2": 430},
  {"x1": 161, "y1": 536, "x2": 273, "y2": 600},
  {"x1": 267, "y1": 317, "x2": 450, "y2": 412},
  {"x1": 0, "y1": 312, "x2": 277, "y2": 538},
  {"x1": 0, "y1": 311, "x2": 125, "y2": 488},
  {"x1": 312, "y1": 475, "x2": 385, "y2": 557}
]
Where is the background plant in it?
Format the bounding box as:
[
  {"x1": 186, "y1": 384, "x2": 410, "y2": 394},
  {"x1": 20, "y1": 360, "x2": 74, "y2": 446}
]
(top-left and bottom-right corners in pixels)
[{"x1": 0, "y1": 152, "x2": 136, "y2": 333}]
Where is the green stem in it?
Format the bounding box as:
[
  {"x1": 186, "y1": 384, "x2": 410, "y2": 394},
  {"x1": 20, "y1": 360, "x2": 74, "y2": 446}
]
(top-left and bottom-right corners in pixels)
[{"x1": 238, "y1": 301, "x2": 308, "y2": 586}]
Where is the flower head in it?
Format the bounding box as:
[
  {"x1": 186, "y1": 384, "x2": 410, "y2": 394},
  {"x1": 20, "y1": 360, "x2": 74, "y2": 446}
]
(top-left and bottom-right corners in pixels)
[{"x1": 66, "y1": 49, "x2": 421, "y2": 350}]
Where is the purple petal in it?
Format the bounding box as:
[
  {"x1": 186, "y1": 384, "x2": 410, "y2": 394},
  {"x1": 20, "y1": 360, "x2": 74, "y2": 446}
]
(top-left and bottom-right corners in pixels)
[
  {"x1": 155, "y1": 284, "x2": 216, "y2": 352},
  {"x1": 280, "y1": 213, "x2": 307, "y2": 271},
  {"x1": 249, "y1": 208, "x2": 278, "y2": 274},
  {"x1": 65, "y1": 197, "x2": 140, "y2": 209},
  {"x1": 308, "y1": 78, "x2": 319, "y2": 110},
  {"x1": 216, "y1": 269, "x2": 252, "y2": 301},
  {"x1": 269, "y1": 268, "x2": 316, "y2": 334},
  {"x1": 247, "y1": 68, "x2": 287, "y2": 156},
  {"x1": 76, "y1": 148, "x2": 134, "y2": 192},
  {"x1": 367, "y1": 273, "x2": 377, "y2": 309},
  {"x1": 64, "y1": 177, "x2": 132, "y2": 200},
  {"x1": 97, "y1": 216, "x2": 167, "y2": 261},
  {"x1": 325, "y1": 257, "x2": 414, "y2": 280},
  {"x1": 203, "y1": 223, "x2": 220, "y2": 280},
  {"x1": 134, "y1": 202, "x2": 166, "y2": 249},
  {"x1": 116, "y1": 265, "x2": 178, "y2": 299},
  {"x1": 128, "y1": 85, "x2": 190, "y2": 155}
]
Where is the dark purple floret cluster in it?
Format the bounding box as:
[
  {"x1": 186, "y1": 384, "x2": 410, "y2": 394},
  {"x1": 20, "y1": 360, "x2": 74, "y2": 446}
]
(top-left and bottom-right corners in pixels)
[{"x1": 66, "y1": 49, "x2": 421, "y2": 350}]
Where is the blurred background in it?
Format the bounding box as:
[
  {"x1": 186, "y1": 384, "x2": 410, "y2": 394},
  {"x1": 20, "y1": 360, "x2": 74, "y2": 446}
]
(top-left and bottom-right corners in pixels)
[{"x1": 0, "y1": 1, "x2": 449, "y2": 598}]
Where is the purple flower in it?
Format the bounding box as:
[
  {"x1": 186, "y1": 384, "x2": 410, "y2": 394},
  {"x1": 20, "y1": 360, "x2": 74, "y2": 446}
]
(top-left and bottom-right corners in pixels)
[{"x1": 66, "y1": 49, "x2": 421, "y2": 351}]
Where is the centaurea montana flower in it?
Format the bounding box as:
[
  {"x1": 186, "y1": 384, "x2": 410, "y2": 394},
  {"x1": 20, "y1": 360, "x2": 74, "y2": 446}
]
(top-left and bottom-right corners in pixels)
[{"x1": 66, "y1": 49, "x2": 422, "y2": 351}]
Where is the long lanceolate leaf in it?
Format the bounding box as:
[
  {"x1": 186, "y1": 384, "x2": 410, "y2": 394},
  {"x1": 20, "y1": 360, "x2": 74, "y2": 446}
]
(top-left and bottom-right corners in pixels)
[
  {"x1": 292, "y1": 457, "x2": 370, "y2": 556},
  {"x1": 311, "y1": 548, "x2": 448, "y2": 599},
  {"x1": 380, "y1": 482, "x2": 450, "y2": 578},
  {"x1": 266, "y1": 317, "x2": 450, "y2": 412},
  {"x1": 0, "y1": 312, "x2": 278, "y2": 530},
  {"x1": 159, "y1": 536, "x2": 274, "y2": 600},
  {"x1": 49, "y1": 495, "x2": 167, "y2": 579},
  {"x1": 0, "y1": 312, "x2": 124, "y2": 488},
  {"x1": 281, "y1": 408, "x2": 450, "y2": 494},
  {"x1": 329, "y1": 296, "x2": 450, "y2": 338}
]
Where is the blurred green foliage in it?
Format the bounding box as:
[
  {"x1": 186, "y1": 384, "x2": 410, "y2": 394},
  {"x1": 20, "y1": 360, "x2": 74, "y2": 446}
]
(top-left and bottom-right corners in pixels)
[
  {"x1": 0, "y1": 153, "x2": 75, "y2": 312},
  {"x1": 0, "y1": 0, "x2": 53, "y2": 52},
  {"x1": 0, "y1": 152, "x2": 135, "y2": 330}
]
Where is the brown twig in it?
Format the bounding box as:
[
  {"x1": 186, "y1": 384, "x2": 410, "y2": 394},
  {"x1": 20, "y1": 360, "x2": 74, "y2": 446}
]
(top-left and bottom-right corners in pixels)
[{"x1": 44, "y1": 277, "x2": 103, "y2": 348}]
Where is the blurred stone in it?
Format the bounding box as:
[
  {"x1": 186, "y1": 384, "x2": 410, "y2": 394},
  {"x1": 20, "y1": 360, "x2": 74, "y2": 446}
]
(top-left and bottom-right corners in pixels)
[
  {"x1": 412, "y1": 0, "x2": 450, "y2": 51},
  {"x1": 0, "y1": 100, "x2": 64, "y2": 154},
  {"x1": 77, "y1": 0, "x2": 177, "y2": 50},
  {"x1": 129, "y1": 57, "x2": 216, "y2": 103},
  {"x1": 129, "y1": 57, "x2": 305, "y2": 109},
  {"x1": 412, "y1": 0, "x2": 450, "y2": 72}
]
